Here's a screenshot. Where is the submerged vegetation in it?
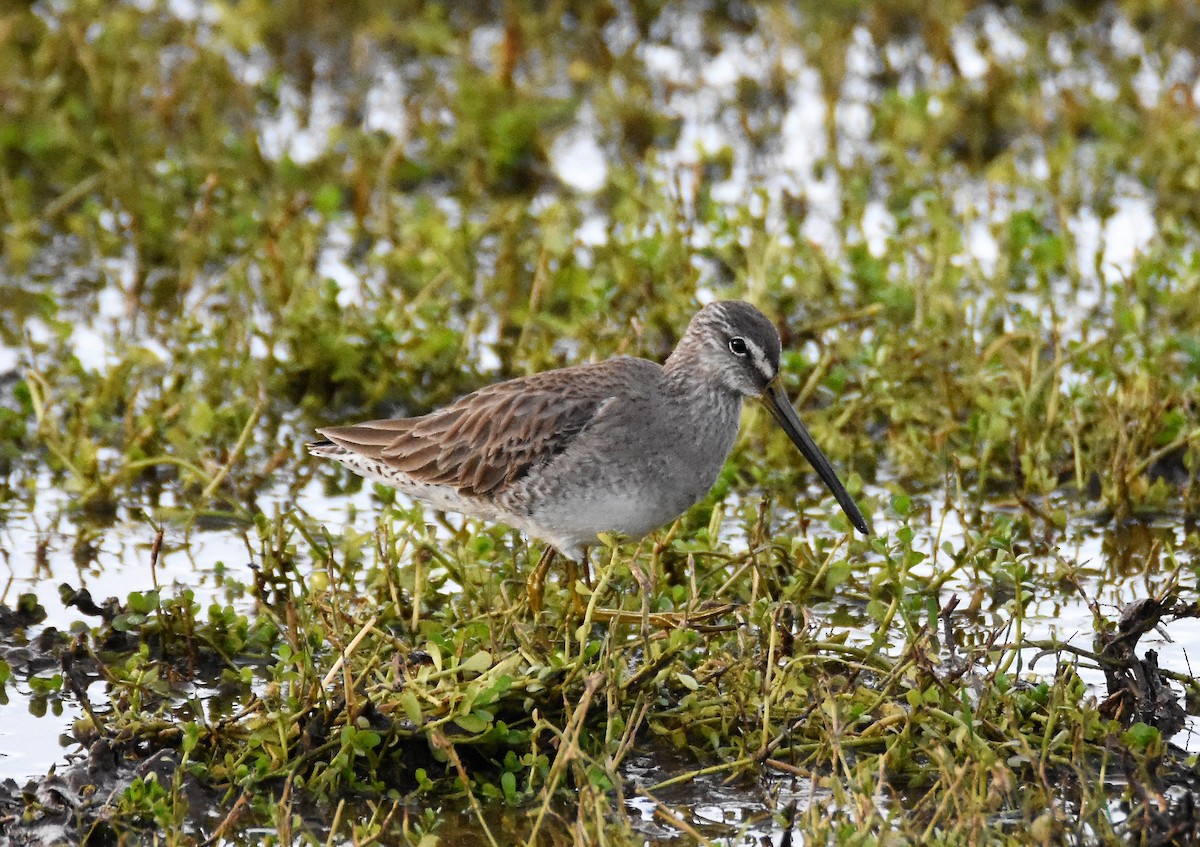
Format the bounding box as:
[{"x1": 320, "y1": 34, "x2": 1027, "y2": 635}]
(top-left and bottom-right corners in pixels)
[{"x1": 2, "y1": 0, "x2": 1200, "y2": 843}]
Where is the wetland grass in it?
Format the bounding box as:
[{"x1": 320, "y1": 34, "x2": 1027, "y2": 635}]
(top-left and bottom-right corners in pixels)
[{"x1": 2, "y1": 0, "x2": 1199, "y2": 844}]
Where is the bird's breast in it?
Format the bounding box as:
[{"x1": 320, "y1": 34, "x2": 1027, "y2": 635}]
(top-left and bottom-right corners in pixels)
[{"x1": 511, "y1": 386, "x2": 742, "y2": 542}]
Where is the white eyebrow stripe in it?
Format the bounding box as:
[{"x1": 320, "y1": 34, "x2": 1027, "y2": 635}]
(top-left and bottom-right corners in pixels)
[{"x1": 746, "y1": 339, "x2": 774, "y2": 380}]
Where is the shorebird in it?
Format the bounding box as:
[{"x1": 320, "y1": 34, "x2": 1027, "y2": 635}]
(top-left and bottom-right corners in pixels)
[{"x1": 308, "y1": 301, "x2": 870, "y2": 610}]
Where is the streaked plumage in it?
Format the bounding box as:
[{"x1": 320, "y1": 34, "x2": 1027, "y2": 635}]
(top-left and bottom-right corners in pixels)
[{"x1": 308, "y1": 301, "x2": 870, "y2": 565}]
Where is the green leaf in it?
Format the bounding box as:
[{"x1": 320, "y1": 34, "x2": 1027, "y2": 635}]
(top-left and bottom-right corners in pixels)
[
  {"x1": 312, "y1": 184, "x2": 343, "y2": 216},
  {"x1": 354, "y1": 730, "x2": 382, "y2": 752},
  {"x1": 460, "y1": 650, "x2": 492, "y2": 675},
  {"x1": 400, "y1": 691, "x2": 423, "y2": 726},
  {"x1": 454, "y1": 712, "x2": 491, "y2": 734},
  {"x1": 824, "y1": 561, "x2": 851, "y2": 592},
  {"x1": 182, "y1": 723, "x2": 201, "y2": 755},
  {"x1": 28, "y1": 674, "x2": 63, "y2": 694},
  {"x1": 1124, "y1": 722, "x2": 1161, "y2": 752}
]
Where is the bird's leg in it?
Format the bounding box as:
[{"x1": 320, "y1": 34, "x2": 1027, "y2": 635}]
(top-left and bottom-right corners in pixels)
[
  {"x1": 627, "y1": 556, "x2": 654, "y2": 650},
  {"x1": 562, "y1": 557, "x2": 585, "y2": 616},
  {"x1": 579, "y1": 546, "x2": 594, "y2": 589},
  {"x1": 526, "y1": 546, "x2": 557, "y2": 614}
]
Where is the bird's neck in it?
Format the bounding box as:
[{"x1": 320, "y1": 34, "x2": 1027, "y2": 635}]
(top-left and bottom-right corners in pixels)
[
  {"x1": 663, "y1": 333, "x2": 713, "y2": 382},
  {"x1": 662, "y1": 344, "x2": 742, "y2": 413}
]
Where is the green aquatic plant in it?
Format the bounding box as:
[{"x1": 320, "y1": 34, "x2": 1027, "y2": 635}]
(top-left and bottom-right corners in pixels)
[{"x1": 1, "y1": 0, "x2": 1199, "y2": 844}]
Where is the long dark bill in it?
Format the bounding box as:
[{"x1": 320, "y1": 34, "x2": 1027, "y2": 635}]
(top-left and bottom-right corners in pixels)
[{"x1": 762, "y1": 378, "x2": 871, "y2": 535}]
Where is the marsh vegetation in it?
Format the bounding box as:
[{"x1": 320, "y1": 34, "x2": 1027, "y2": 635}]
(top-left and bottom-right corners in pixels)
[{"x1": 2, "y1": 0, "x2": 1200, "y2": 844}]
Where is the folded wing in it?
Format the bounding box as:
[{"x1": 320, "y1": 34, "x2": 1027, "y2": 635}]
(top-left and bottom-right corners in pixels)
[{"x1": 315, "y1": 367, "x2": 622, "y2": 497}]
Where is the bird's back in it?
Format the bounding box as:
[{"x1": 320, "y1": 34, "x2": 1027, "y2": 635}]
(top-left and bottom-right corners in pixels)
[{"x1": 310, "y1": 356, "x2": 661, "y2": 500}]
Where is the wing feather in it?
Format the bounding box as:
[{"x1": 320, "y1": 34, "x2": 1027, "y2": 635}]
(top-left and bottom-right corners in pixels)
[{"x1": 316, "y1": 359, "x2": 648, "y2": 497}]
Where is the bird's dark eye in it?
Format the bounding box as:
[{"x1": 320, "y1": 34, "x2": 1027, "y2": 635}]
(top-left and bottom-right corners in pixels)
[{"x1": 728, "y1": 337, "x2": 748, "y2": 356}]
